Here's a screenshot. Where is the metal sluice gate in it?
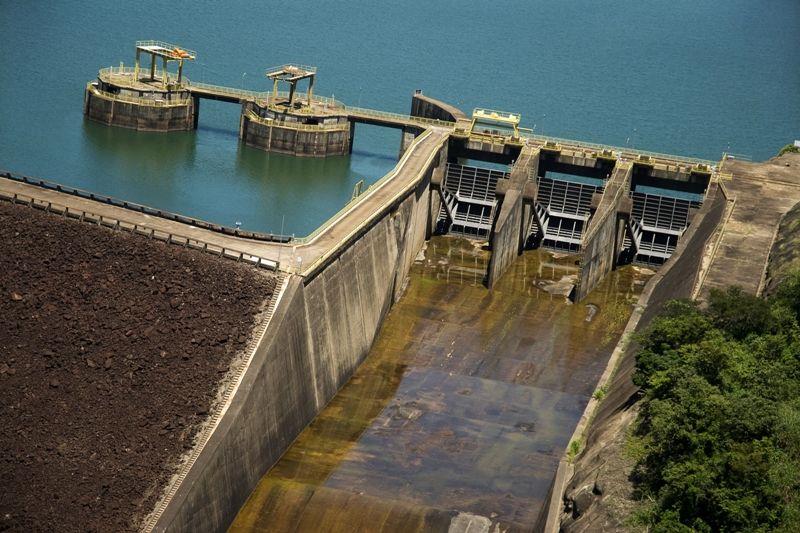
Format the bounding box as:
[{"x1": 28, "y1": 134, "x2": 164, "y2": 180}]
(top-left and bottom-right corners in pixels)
[
  {"x1": 529, "y1": 176, "x2": 605, "y2": 252},
  {"x1": 437, "y1": 163, "x2": 508, "y2": 239},
  {"x1": 623, "y1": 191, "x2": 703, "y2": 265},
  {"x1": 436, "y1": 161, "x2": 706, "y2": 268}
]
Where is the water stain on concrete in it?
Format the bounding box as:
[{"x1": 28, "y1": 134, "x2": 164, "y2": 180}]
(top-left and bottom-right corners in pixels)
[{"x1": 229, "y1": 237, "x2": 650, "y2": 532}]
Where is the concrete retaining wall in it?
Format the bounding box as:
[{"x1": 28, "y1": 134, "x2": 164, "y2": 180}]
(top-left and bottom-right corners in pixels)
[
  {"x1": 83, "y1": 88, "x2": 196, "y2": 132},
  {"x1": 487, "y1": 188, "x2": 523, "y2": 289},
  {"x1": 410, "y1": 93, "x2": 467, "y2": 122},
  {"x1": 152, "y1": 151, "x2": 438, "y2": 533},
  {"x1": 487, "y1": 148, "x2": 538, "y2": 288},
  {"x1": 574, "y1": 164, "x2": 632, "y2": 301}
]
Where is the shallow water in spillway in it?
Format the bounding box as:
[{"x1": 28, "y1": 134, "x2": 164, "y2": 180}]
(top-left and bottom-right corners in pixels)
[{"x1": 229, "y1": 237, "x2": 651, "y2": 532}]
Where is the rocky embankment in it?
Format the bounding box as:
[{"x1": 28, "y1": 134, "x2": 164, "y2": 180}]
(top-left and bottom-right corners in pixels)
[
  {"x1": 0, "y1": 201, "x2": 275, "y2": 532},
  {"x1": 765, "y1": 198, "x2": 800, "y2": 295}
]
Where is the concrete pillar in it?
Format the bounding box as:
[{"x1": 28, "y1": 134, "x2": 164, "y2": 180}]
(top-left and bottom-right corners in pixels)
[
  {"x1": 149, "y1": 53, "x2": 156, "y2": 81},
  {"x1": 398, "y1": 126, "x2": 417, "y2": 158},
  {"x1": 134, "y1": 49, "x2": 140, "y2": 80},
  {"x1": 238, "y1": 102, "x2": 248, "y2": 141},
  {"x1": 574, "y1": 163, "x2": 633, "y2": 301},
  {"x1": 192, "y1": 95, "x2": 200, "y2": 129},
  {"x1": 486, "y1": 147, "x2": 539, "y2": 289},
  {"x1": 162, "y1": 57, "x2": 168, "y2": 88}
]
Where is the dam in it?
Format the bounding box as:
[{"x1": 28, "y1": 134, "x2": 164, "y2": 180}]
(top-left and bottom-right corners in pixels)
[
  {"x1": 2, "y1": 36, "x2": 799, "y2": 533},
  {"x1": 79, "y1": 41, "x2": 724, "y2": 299}
]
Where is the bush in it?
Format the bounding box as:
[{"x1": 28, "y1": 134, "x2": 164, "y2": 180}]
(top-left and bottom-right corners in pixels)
[
  {"x1": 631, "y1": 273, "x2": 800, "y2": 532},
  {"x1": 778, "y1": 144, "x2": 800, "y2": 157}
]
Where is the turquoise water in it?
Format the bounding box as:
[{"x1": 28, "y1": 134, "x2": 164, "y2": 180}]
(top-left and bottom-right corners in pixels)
[{"x1": 0, "y1": 0, "x2": 798, "y2": 234}]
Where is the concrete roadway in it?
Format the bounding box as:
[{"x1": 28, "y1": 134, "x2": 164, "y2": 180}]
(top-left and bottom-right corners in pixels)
[{"x1": 0, "y1": 128, "x2": 449, "y2": 277}]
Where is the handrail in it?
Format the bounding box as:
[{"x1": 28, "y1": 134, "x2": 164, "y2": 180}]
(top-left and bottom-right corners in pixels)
[
  {"x1": 136, "y1": 40, "x2": 197, "y2": 59},
  {"x1": 245, "y1": 110, "x2": 350, "y2": 132},
  {"x1": 87, "y1": 83, "x2": 191, "y2": 108},
  {"x1": 344, "y1": 105, "x2": 455, "y2": 128},
  {"x1": 0, "y1": 189, "x2": 279, "y2": 271},
  {"x1": 189, "y1": 81, "x2": 266, "y2": 100},
  {"x1": 94, "y1": 67, "x2": 719, "y2": 168},
  {"x1": 2, "y1": 170, "x2": 292, "y2": 243},
  {"x1": 523, "y1": 132, "x2": 717, "y2": 167},
  {"x1": 96, "y1": 67, "x2": 345, "y2": 107}
]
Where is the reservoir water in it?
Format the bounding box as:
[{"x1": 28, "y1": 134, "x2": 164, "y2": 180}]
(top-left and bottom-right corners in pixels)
[{"x1": 1, "y1": 0, "x2": 798, "y2": 235}]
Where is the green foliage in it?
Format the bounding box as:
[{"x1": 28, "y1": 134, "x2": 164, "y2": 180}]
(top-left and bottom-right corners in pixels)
[
  {"x1": 593, "y1": 384, "x2": 608, "y2": 401},
  {"x1": 631, "y1": 272, "x2": 800, "y2": 532},
  {"x1": 778, "y1": 143, "x2": 800, "y2": 157},
  {"x1": 567, "y1": 439, "x2": 582, "y2": 462}
]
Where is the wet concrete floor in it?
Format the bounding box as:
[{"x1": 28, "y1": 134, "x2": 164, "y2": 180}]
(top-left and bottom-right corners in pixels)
[{"x1": 229, "y1": 237, "x2": 651, "y2": 532}]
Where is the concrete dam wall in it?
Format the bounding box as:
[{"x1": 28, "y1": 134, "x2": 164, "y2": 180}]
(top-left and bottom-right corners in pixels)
[
  {"x1": 151, "y1": 146, "x2": 441, "y2": 532},
  {"x1": 410, "y1": 92, "x2": 467, "y2": 123}
]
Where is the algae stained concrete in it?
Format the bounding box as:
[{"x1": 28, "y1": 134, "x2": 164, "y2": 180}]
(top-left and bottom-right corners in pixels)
[
  {"x1": 701, "y1": 152, "x2": 800, "y2": 296},
  {"x1": 229, "y1": 237, "x2": 651, "y2": 532}
]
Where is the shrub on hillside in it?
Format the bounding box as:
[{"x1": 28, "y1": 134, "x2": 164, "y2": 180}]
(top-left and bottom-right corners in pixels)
[{"x1": 631, "y1": 274, "x2": 800, "y2": 532}]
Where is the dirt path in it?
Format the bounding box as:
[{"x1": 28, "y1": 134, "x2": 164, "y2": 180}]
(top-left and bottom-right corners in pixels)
[{"x1": 0, "y1": 201, "x2": 275, "y2": 532}]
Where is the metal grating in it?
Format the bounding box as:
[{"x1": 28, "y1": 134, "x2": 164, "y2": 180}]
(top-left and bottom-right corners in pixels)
[
  {"x1": 437, "y1": 164, "x2": 506, "y2": 239},
  {"x1": 530, "y1": 175, "x2": 604, "y2": 251},
  {"x1": 624, "y1": 191, "x2": 703, "y2": 265},
  {"x1": 630, "y1": 192, "x2": 695, "y2": 233}
]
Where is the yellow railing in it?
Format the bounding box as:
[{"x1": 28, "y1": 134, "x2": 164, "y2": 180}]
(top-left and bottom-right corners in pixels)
[{"x1": 136, "y1": 40, "x2": 197, "y2": 59}]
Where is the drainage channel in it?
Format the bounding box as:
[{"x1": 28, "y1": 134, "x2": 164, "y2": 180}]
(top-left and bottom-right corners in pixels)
[{"x1": 229, "y1": 236, "x2": 652, "y2": 532}]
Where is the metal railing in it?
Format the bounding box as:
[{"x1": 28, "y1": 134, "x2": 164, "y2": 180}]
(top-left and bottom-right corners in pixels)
[
  {"x1": 87, "y1": 83, "x2": 191, "y2": 108},
  {"x1": 345, "y1": 105, "x2": 455, "y2": 128},
  {"x1": 0, "y1": 189, "x2": 279, "y2": 271},
  {"x1": 245, "y1": 110, "x2": 350, "y2": 132},
  {"x1": 99, "y1": 65, "x2": 179, "y2": 82},
  {"x1": 136, "y1": 40, "x2": 198, "y2": 59},
  {"x1": 94, "y1": 67, "x2": 719, "y2": 170},
  {"x1": 189, "y1": 81, "x2": 266, "y2": 100},
  {"x1": 523, "y1": 132, "x2": 717, "y2": 167},
  {"x1": 293, "y1": 129, "x2": 435, "y2": 245},
  {"x1": 96, "y1": 67, "x2": 344, "y2": 107},
  {"x1": 2, "y1": 171, "x2": 291, "y2": 243}
]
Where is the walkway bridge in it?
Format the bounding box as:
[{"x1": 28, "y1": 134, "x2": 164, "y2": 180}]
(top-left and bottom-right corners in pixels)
[{"x1": 97, "y1": 67, "x2": 453, "y2": 129}]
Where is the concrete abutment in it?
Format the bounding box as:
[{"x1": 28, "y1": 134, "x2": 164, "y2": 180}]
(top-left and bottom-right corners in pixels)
[{"x1": 486, "y1": 147, "x2": 539, "y2": 288}]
